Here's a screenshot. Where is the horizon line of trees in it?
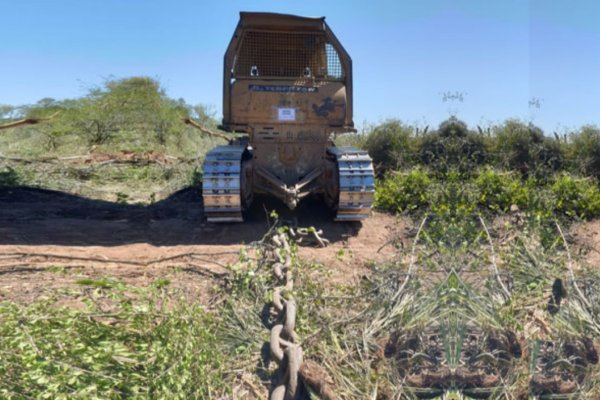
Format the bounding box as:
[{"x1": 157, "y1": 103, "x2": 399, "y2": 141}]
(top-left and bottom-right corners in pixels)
[{"x1": 359, "y1": 117, "x2": 600, "y2": 181}]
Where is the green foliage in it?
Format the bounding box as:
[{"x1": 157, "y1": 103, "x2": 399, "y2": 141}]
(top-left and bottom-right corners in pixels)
[
  {"x1": 375, "y1": 169, "x2": 432, "y2": 213},
  {"x1": 474, "y1": 169, "x2": 520, "y2": 212},
  {"x1": 19, "y1": 99, "x2": 80, "y2": 150},
  {"x1": 0, "y1": 285, "x2": 227, "y2": 399},
  {"x1": 355, "y1": 117, "x2": 576, "y2": 181},
  {"x1": 367, "y1": 117, "x2": 600, "y2": 221},
  {"x1": 419, "y1": 117, "x2": 487, "y2": 175},
  {"x1": 74, "y1": 77, "x2": 188, "y2": 146},
  {"x1": 190, "y1": 168, "x2": 203, "y2": 187},
  {"x1": 0, "y1": 76, "x2": 225, "y2": 201},
  {"x1": 0, "y1": 104, "x2": 16, "y2": 119},
  {"x1": 491, "y1": 120, "x2": 563, "y2": 179},
  {"x1": 376, "y1": 167, "x2": 600, "y2": 221},
  {"x1": 189, "y1": 104, "x2": 219, "y2": 130},
  {"x1": 569, "y1": 125, "x2": 600, "y2": 179},
  {"x1": 362, "y1": 119, "x2": 415, "y2": 174},
  {"x1": 2, "y1": 76, "x2": 220, "y2": 155},
  {"x1": 115, "y1": 192, "x2": 129, "y2": 204},
  {"x1": 551, "y1": 174, "x2": 600, "y2": 218},
  {"x1": 75, "y1": 97, "x2": 119, "y2": 145}
]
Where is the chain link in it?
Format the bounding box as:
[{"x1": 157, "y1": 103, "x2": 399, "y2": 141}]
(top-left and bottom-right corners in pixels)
[
  {"x1": 256, "y1": 226, "x2": 337, "y2": 399},
  {"x1": 267, "y1": 231, "x2": 304, "y2": 400}
]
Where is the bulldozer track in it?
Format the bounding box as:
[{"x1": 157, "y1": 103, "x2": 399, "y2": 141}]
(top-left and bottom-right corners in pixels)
[
  {"x1": 328, "y1": 147, "x2": 375, "y2": 221},
  {"x1": 202, "y1": 145, "x2": 246, "y2": 223}
]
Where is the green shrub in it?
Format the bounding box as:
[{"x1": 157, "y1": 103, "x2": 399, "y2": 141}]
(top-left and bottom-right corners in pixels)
[
  {"x1": 377, "y1": 166, "x2": 600, "y2": 221},
  {"x1": 474, "y1": 169, "x2": 519, "y2": 212},
  {"x1": 363, "y1": 119, "x2": 415, "y2": 174},
  {"x1": 550, "y1": 174, "x2": 600, "y2": 218},
  {"x1": 492, "y1": 120, "x2": 563, "y2": 179},
  {"x1": 375, "y1": 168, "x2": 432, "y2": 213},
  {"x1": 419, "y1": 117, "x2": 487, "y2": 175},
  {"x1": 569, "y1": 125, "x2": 600, "y2": 179},
  {"x1": 19, "y1": 99, "x2": 80, "y2": 150}
]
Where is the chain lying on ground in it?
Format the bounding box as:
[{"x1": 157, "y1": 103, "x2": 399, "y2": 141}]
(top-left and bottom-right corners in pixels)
[
  {"x1": 265, "y1": 229, "x2": 337, "y2": 400},
  {"x1": 289, "y1": 227, "x2": 330, "y2": 248},
  {"x1": 268, "y1": 232, "x2": 301, "y2": 400}
]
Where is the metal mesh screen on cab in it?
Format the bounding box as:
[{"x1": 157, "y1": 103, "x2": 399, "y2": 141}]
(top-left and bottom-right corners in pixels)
[{"x1": 235, "y1": 31, "x2": 344, "y2": 80}]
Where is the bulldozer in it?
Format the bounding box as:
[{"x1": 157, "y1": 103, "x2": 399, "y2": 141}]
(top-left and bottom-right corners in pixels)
[{"x1": 202, "y1": 12, "x2": 375, "y2": 222}]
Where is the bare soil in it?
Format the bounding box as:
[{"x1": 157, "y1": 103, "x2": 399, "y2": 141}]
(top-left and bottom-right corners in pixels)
[
  {"x1": 0, "y1": 187, "x2": 404, "y2": 304},
  {"x1": 571, "y1": 219, "x2": 600, "y2": 270}
]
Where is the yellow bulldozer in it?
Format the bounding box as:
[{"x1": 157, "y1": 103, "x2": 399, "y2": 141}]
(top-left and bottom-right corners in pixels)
[{"x1": 202, "y1": 12, "x2": 375, "y2": 222}]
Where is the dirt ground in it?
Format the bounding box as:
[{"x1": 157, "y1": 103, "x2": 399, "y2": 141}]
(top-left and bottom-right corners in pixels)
[
  {"x1": 0, "y1": 187, "x2": 405, "y2": 304},
  {"x1": 571, "y1": 219, "x2": 600, "y2": 269}
]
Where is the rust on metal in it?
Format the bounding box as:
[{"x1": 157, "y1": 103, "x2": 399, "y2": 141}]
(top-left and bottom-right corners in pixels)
[{"x1": 202, "y1": 12, "x2": 374, "y2": 222}]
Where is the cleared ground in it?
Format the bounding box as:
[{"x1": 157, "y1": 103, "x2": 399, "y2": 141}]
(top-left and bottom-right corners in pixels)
[{"x1": 0, "y1": 187, "x2": 402, "y2": 304}]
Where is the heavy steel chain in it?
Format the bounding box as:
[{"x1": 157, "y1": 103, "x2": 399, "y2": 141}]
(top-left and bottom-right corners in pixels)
[
  {"x1": 258, "y1": 225, "x2": 337, "y2": 400},
  {"x1": 268, "y1": 231, "x2": 304, "y2": 400}
]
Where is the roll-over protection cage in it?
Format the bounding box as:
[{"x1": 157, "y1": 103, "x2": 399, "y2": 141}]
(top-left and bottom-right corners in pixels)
[{"x1": 220, "y1": 12, "x2": 354, "y2": 132}]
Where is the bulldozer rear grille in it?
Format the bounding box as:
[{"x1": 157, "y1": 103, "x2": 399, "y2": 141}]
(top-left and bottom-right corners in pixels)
[{"x1": 235, "y1": 31, "x2": 344, "y2": 80}]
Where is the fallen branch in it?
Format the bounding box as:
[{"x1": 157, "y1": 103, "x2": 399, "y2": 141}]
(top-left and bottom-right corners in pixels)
[
  {"x1": 0, "y1": 111, "x2": 60, "y2": 130},
  {"x1": 179, "y1": 263, "x2": 229, "y2": 278},
  {"x1": 0, "y1": 251, "x2": 235, "y2": 270},
  {"x1": 183, "y1": 117, "x2": 230, "y2": 141}
]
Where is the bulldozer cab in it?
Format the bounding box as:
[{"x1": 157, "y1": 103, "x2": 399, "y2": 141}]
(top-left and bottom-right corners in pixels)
[{"x1": 220, "y1": 12, "x2": 355, "y2": 135}]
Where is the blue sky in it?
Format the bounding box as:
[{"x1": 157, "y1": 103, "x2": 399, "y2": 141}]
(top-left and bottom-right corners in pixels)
[{"x1": 1, "y1": 0, "x2": 599, "y2": 132}]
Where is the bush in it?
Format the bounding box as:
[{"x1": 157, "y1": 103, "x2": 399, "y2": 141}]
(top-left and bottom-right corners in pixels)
[
  {"x1": 20, "y1": 99, "x2": 80, "y2": 150},
  {"x1": 376, "y1": 166, "x2": 600, "y2": 221},
  {"x1": 474, "y1": 169, "x2": 519, "y2": 212},
  {"x1": 492, "y1": 120, "x2": 563, "y2": 179},
  {"x1": 419, "y1": 117, "x2": 487, "y2": 175},
  {"x1": 0, "y1": 167, "x2": 21, "y2": 186},
  {"x1": 363, "y1": 119, "x2": 415, "y2": 174},
  {"x1": 551, "y1": 174, "x2": 600, "y2": 218},
  {"x1": 375, "y1": 168, "x2": 432, "y2": 213},
  {"x1": 569, "y1": 125, "x2": 600, "y2": 179}
]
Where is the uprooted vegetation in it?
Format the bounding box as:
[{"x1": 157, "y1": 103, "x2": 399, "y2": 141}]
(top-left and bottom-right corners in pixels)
[
  {"x1": 2, "y1": 210, "x2": 599, "y2": 399},
  {"x1": 0, "y1": 282, "x2": 226, "y2": 399}
]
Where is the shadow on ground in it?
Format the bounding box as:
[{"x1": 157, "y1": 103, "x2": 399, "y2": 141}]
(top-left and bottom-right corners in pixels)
[{"x1": 0, "y1": 186, "x2": 363, "y2": 246}]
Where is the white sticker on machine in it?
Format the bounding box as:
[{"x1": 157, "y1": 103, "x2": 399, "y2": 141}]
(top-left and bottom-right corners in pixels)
[{"x1": 277, "y1": 107, "x2": 296, "y2": 121}]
